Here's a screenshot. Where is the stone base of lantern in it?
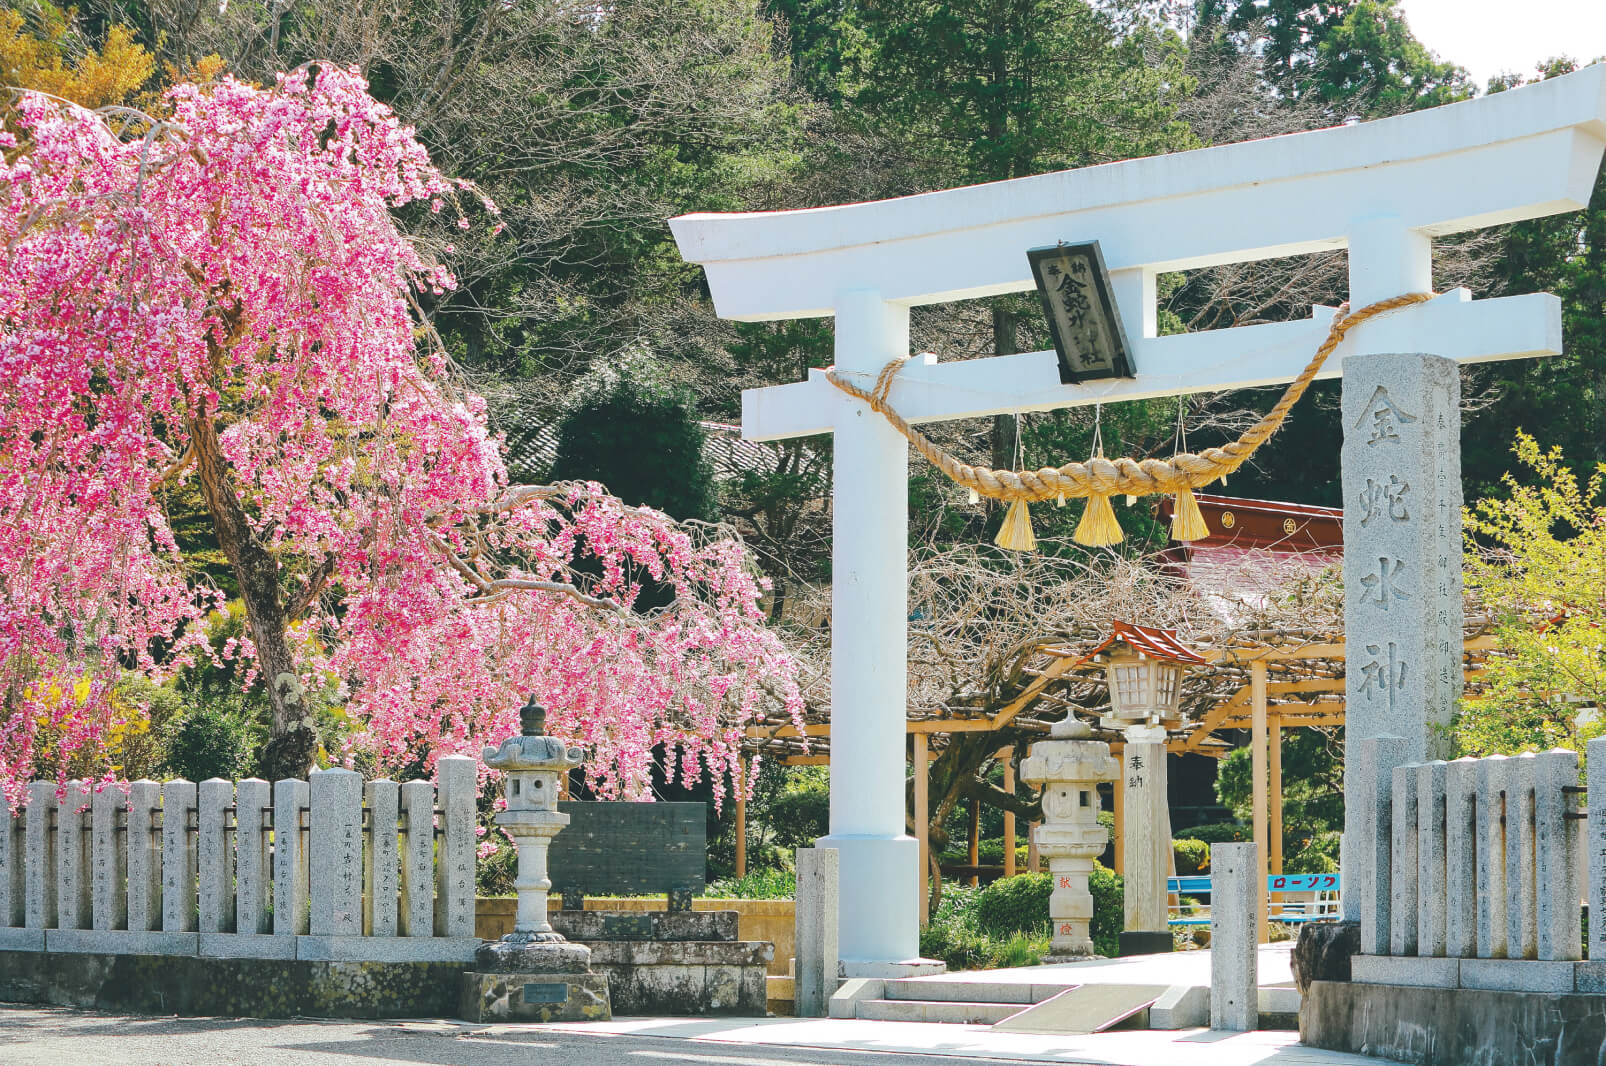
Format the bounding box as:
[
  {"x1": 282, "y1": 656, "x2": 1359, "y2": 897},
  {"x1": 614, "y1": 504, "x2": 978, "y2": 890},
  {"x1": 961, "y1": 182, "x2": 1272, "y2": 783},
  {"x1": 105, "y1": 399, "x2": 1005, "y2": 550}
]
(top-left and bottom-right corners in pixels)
[{"x1": 458, "y1": 936, "x2": 613, "y2": 1022}]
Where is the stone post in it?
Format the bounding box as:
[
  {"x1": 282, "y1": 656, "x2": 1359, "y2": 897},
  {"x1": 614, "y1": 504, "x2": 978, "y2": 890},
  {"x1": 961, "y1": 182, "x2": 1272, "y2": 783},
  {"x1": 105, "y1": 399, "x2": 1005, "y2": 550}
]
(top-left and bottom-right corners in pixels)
[
  {"x1": 365, "y1": 779, "x2": 400, "y2": 937},
  {"x1": 56, "y1": 780, "x2": 90, "y2": 930},
  {"x1": 1444, "y1": 757, "x2": 1478, "y2": 958},
  {"x1": 197, "y1": 778, "x2": 234, "y2": 934},
  {"x1": 1504, "y1": 754, "x2": 1538, "y2": 960},
  {"x1": 1340, "y1": 351, "x2": 1461, "y2": 919},
  {"x1": 795, "y1": 846, "x2": 841, "y2": 1017},
  {"x1": 234, "y1": 778, "x2": 271, "y2": 935},
  {"x1": 1589, "y1": 738, "x2": 1606, "y2": 964},
  {"x1": 1389, "y1": 764, "x2": 1418, "y2": 957},
  {"x1": 1019, "y1": 718, "x2": 1118, "y2": 959},
  {"x1": 398, "y1": 780, "x2": 434, "y2": 936},
  {"x1": 23, "y1": 780, "x2": 54, "y2": 929},
  {"x1": 435, "y1": 755, "x2": 476, "y2": 938},
  {"x1": 1534, "y1": 749, "x2": 1582, "y2": 961},
  {"x1": 310, "y1": 768, "x2": 363, "y2": 937},
  {"x1": 1356, "y1": 735, "x2": 1408, "y2": 957},
  {"x1": 460, "y1": 696, "x2": 610, "y2": 1023},
  {"x1": 161, "y1": 779, "x2": 197, "y2": 933},
  {"x1": 1211, "y1": 842, "x2": 1258, "y2": 1032},
  {"x1": 126, "y1": 780, "x2": 161, "y2": 932},
  {"x1": 1415, "y1": 761, "x2": 1447, "y2": 957},
  {"x1": 1474, "y1": 755, "x2": 1508, "y2": 959},
  {"x1": 1, "y1": 793, "x2": 25, "y2": 927},
  {"x1": 272, "y1": 778, "x2": 310, "y2": 936},
  {"x1": 90, "y1": 784, "x2": 127, "y2": 932},
  {"x1": 1118, "y1": 725, "x2": 1170, "y2": 954}
]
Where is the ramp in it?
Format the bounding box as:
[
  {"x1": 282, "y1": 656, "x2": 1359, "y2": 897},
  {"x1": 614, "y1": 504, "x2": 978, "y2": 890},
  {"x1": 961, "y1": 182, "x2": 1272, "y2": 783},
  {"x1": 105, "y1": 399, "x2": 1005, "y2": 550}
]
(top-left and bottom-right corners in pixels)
[{"x1": 989, "y1": 983, "x2": 1169, "y2": 1035}]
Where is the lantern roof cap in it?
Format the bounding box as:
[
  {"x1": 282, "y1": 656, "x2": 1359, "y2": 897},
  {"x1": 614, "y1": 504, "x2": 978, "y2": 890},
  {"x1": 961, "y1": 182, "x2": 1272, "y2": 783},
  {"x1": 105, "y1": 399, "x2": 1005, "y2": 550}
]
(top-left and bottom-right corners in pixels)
[{"x1": 1091, "y1": 620, "x2": 1207, "y2": 666}]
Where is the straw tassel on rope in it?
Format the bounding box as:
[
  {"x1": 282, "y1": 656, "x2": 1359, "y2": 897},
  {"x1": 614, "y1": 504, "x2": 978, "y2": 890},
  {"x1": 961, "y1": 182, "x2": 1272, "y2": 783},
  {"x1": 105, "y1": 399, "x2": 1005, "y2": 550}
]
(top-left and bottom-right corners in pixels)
[
  {"x1": 994, "y1": 498, "x2": 1038, "y2": 552},
  {"x1": 1170, "y1": 486, "x2": 1210, "y2": 542}
]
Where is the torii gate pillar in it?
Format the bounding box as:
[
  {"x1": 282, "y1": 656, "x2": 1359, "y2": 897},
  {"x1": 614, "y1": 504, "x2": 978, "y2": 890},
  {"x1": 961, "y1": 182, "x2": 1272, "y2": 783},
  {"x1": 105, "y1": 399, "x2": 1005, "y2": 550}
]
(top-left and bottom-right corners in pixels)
[{"x1": 819, "y1": 289, "x2": 922, "y2": 967}]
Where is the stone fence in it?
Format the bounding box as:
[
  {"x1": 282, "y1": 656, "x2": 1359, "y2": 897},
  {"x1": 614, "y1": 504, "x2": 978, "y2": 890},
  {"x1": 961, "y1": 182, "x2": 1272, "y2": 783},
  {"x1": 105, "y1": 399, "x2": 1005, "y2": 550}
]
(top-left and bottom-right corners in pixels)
[{"x1": 0, "y1": 758, "x2": 481, "y2": 962}]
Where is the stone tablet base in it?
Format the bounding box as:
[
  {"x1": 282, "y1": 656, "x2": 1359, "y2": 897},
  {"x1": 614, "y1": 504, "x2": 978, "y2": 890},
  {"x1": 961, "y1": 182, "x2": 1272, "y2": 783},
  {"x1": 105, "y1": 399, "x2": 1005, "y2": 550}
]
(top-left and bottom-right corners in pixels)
[
  {"x1": 0, "y1": 949, "x2": 468, "y2": 1018},
  {"x1": 1301, "y1": 979, "x2": 1606, "y2": 1065},
  {"x1": 583, "y1": 939, "x2": 770, "y2": 1015},
  {"x1": 459, "y1": 971, "x2": 611, "y2": 1023}
]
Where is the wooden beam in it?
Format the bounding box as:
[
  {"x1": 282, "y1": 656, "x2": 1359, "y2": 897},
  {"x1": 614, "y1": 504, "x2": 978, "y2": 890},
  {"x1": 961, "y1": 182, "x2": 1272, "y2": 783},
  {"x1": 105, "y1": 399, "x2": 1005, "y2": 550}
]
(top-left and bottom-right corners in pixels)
[
  {"x1": 1210, "y1": 633, "x2": 1498, "y2": 664},
  {"x1": 1001, "y1": 748, "x2": 1017, "y2": 880},
  {"x1": 1269, "y1": 716, "x2": 1283, "y2": 878},
  {"x1": 1028, "y1": 819, "x2": 1041, "y2": 873},
  {"x1": 1113, "y1": 773, "x2": 1125, "y2": 875},
  {"x1": 782, "y1": 755, "x2": 830, "y2": 765},
  {"x1": 968, "y1": 796, "x2": 981, "y2": 887},
  {"x1": 914, "y1": 734, "x2": 930, "y2": 926},
  {"x1": 1251, "y1": 660, "x2": 1269, "y2": 945},
  {"x1": 735, "y1": 758, "x2": 748, "y2": 879}
]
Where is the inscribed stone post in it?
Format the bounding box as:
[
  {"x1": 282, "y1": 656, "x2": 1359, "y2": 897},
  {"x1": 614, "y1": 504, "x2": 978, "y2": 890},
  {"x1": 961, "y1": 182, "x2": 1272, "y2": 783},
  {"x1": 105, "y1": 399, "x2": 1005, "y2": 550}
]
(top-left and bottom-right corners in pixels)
[
  {"x1": 364, "y1": 779, "x2": 400, "y2": 937},
  {"x1": 1389, "y1": 764, "x2": 1418, "y2": 957},
  {"x1": 310, "y1": 768, "x2": 363, "y2": 936},
  {"x1": 126, "y1": 780, "x2": 161, "y2": 932},
  {"x1": 1589, "y1": 738, "x2": 1606, "y2": 964},
  {"x1": 1120, "y1": 728, "x2": 1170, "y2": 936},
  {"x1": 1474, "y1": 755, "x2": 1508, "y2": 959},
  {"x1": 398, "y1": 780, "x2": 434, "y2": 936},
  {"x1": 234, "y1": 778, "x2": 271, "y2": 934},
  {"x1": 1341, "y1": 353, "x2": 1462, "y2": 914},
  {"x1": 795, "y1": 846, "x2": 840, "y2": 1018},
  {"x1": 1415, "y1": 761, "x2": 1447, "y2": 957},
  {"x1": 161, "y1": 779, "x2": 197, "y2": 933},
  {"x1": 1444, "y1": 757, "x2": 1478, "y2": 958},
  {"x1": 434, "y1": 755, "x2": 476, "y2": 937},
  {"x1": 24, "y1": 780, "x2": 56, "y2": 929},
  {"x1": 56, "y1": 780, "x2": 91, "y2": 930},
  {"x1": 1533, "y1": 749, "x2": 1582, "y2": 961},
  {"x1": 1504, "y1": 754, "x2": 1538, "y2": 960},
  {"x1": 91, "y1": 784, "x2": 127, "y2": 932},
  {"x1": 1210, "y1": 842, "x2": 1257, "y2": 1032},
  {"x1": 1355, "y1": 735, "x2": 1408, "y2": 956},
  {"x1": 197, "y1": 778, "x2": 234, "y2": 934},
  {"x1": 0, "y1": 795, "x2": 22, "y2": 926},
  {"x1": 272, "y1": 778, "x2": 310, "y2": 936}
]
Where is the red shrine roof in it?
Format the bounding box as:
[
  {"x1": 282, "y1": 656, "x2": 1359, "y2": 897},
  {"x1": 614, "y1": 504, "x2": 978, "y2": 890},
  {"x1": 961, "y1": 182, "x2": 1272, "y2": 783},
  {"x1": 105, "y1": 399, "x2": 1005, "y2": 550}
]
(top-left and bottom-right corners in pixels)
[
  {"x1": 1087, "y1": 620, "x2": 1208, "y2": 665},
  {"x1": 1154, "y1": 494, "x2": 1343, "y2": 624},
  {"x1": 1154, "y1": 493, "x2": 1342, "y2": 553}
]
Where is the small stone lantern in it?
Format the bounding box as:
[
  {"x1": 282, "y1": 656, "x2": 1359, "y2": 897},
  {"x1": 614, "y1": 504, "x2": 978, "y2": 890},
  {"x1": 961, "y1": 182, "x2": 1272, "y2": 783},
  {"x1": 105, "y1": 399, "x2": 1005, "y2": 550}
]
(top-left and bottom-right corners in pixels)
[
  {"x1": 460, "y1": 696, "x2": 611, "y2": 1022},
  {"x1": 1020, "y1": 716, "x2": 1118, "y2": 959},
  {"x1": 1094, "y1": 620, "x2": 1205, "y2": 731}
]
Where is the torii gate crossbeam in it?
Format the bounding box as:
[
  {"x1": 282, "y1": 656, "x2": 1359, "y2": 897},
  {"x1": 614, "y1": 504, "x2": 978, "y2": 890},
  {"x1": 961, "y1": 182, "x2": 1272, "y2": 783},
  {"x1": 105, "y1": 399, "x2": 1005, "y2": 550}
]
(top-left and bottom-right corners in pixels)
[{"x1": 671, "y1": 65, "x2": 1606, "y2": 974}]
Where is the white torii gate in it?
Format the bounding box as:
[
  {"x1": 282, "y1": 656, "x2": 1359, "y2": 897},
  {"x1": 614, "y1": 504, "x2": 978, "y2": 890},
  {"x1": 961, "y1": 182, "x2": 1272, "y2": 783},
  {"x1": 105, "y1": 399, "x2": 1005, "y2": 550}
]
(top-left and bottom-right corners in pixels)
[{"x1": 672, "y1": 65, "x2": 1606, "y2": 972}]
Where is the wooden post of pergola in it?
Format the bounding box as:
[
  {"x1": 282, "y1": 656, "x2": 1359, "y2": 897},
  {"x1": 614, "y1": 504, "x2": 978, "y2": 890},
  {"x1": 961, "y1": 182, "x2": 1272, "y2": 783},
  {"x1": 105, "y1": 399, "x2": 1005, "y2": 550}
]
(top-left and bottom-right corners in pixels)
[
  {"x1": 1112, "y1": 773, "x2": 1125, "y2": 875},
  {"x1": 913, "y1": 734, "x2": 930, "y2": 925},
  {"x1": 968, "y1": 797, "x2": 981, "y2": 887},
  {"x1": 735, "y1": 757, "x2": 748, "y2": 879},
  {"x1": 1270, "y1": 715, "x2": 1284, "y2": 877},
  {"x1": 1251, "y1": 660, "x2": 1270, "y2": 944},
  {"x1": 1001, "y1": 747, "x2": 1017, "y2": 880}
]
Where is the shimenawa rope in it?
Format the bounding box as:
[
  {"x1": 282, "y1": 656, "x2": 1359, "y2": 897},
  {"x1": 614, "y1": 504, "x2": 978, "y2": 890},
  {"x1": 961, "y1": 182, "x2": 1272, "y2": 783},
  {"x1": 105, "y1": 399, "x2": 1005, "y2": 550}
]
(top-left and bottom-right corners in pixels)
[{"x1": 825, "y1": 291, "x2": 1435, "y2": 549}]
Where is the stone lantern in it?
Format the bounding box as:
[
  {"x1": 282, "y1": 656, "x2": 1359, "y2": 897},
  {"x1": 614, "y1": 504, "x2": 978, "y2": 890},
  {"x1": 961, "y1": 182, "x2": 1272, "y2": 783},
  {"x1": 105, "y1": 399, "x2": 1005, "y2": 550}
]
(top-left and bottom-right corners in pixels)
[
  {"x1": 1020, "y1": 716, "x2": 1119, "y2": 959},
  {"x1": 1095, "y1": 620, "x2": 1204, "y2": 732},
  {"x1": 460, "y1": 696, "x2": 611, "y2": 1022},
  {"x1": 1089, "y1": 621, "x2": 1204, "y2": 955}
]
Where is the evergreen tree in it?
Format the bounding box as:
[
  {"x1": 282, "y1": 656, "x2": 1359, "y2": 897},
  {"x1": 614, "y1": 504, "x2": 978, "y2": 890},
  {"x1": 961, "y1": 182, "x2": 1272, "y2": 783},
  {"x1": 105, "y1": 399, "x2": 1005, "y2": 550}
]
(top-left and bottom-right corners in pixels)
[{"x1": 550, "y1": 352, "x2": 720, "y2": 524}]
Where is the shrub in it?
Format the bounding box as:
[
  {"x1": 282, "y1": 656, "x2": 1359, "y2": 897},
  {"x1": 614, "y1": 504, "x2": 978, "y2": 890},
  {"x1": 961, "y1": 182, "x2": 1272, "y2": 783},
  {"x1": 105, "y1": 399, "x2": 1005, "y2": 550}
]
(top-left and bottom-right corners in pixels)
[
  {"x1": 160, "y1": 705, "x2": 260, "y2": 782},
  {"x1": 703, "y1": 867, "x2": 796, "y2": 899},
  {"x1": 1185, "y1": 821, "x2": 1250, "y2": 844},
  {"x1": 974, "y1": 873, "x2": 1051, "y2": 935},
  {"x1": 1089, "y1": 861, "x2": 1125, "y2": 958},
  {"x1": 1173, "y1": 838, "x2": 1210, "y2": 874}
]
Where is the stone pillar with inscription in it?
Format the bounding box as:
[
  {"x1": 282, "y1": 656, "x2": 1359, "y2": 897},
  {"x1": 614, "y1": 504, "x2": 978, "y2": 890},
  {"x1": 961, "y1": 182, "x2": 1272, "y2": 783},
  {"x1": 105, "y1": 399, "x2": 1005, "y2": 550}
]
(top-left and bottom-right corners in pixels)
[
  {"x1": 1341, "y1": 352, "x2": 1462, "y2": 920},
  {"x1": 1118, "y1": 725, "x2": 1173, "y2": 954}
]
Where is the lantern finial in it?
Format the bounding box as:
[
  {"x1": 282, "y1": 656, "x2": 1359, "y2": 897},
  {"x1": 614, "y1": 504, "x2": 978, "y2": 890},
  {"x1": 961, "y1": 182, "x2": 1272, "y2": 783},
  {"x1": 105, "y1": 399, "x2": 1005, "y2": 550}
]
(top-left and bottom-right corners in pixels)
[{"x1": 520, "y1": 693, "x2": 547, "y2": 737}]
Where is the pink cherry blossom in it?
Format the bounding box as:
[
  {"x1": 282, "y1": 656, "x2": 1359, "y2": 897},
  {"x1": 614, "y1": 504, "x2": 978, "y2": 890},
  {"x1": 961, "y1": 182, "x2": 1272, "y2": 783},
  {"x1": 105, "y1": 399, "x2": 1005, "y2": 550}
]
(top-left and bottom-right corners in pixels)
[{"x1": 0, "y1": 67, "x2": 801, "y2": 810}]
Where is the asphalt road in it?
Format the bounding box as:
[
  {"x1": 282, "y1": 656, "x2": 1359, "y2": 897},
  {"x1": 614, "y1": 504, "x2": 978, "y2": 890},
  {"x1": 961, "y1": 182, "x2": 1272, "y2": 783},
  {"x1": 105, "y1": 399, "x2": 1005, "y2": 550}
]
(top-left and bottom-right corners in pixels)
[{"x1": 0, "y1": 1008, "x2": 1045, "y2": 1066}]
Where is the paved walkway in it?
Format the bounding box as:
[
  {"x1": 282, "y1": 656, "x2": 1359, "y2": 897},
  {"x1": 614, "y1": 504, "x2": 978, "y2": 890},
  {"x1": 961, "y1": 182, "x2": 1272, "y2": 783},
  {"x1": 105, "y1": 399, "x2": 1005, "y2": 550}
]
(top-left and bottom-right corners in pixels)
[
  {"x1": 895, "y1": 942, "x2": 1297, "y2": 992},
  {"x1": 0, "y1": 1005, "x2": 1394, "y2": 1066}
]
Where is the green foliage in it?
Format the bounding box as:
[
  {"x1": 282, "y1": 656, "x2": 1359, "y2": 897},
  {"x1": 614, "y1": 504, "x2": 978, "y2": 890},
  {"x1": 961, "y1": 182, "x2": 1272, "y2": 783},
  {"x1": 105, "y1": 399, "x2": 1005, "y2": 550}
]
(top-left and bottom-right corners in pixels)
[
  {"x1": 766, "y1": 767, "x2": 831, "y2": 849},
  {"x1": 1459, "y1": 434, "x2": 1606, "y2": 758},
  {"x1": 1184, "y1": 821, "x2": 1250, "y2": 844},
  {"x1": 1089, "y1": 862, "x2": 1125, "y2": 958},
  {"x1": 919, "y1": 883, "x2": 1050, "y2": 970},
  {"x1": 1173, "y1": 837, "x2": 1210, "y2": 875},
  {"x1": 476, "y1": 835, "x2": 517, "y2": 897},
  {"x1": 160, "y1": 705, "x2": 262, "y2": 782},
  {"x1": 973, "y1": 872, "x2": 1052, "y2": 935},
  {"x1": 550, "y1": 351, "x2": 719, "y2": 522},
  {"x1": 703, "y1": 867, "x2": 797, "y2": 899},
  {"x1": 1215, "y1": 728, "x2": 1344, "y2": 873}
]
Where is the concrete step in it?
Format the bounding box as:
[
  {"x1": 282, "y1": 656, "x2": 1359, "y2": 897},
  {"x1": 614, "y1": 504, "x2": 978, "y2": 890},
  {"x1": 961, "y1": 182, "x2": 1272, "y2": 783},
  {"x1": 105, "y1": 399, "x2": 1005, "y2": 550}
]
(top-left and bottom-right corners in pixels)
[
  {"x1": 881, "y1": 978, "x2": 1052, "y2": 1005},
  {"x1": 855, "y1": 998, "x2": 1025, "y2": 1025}
]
